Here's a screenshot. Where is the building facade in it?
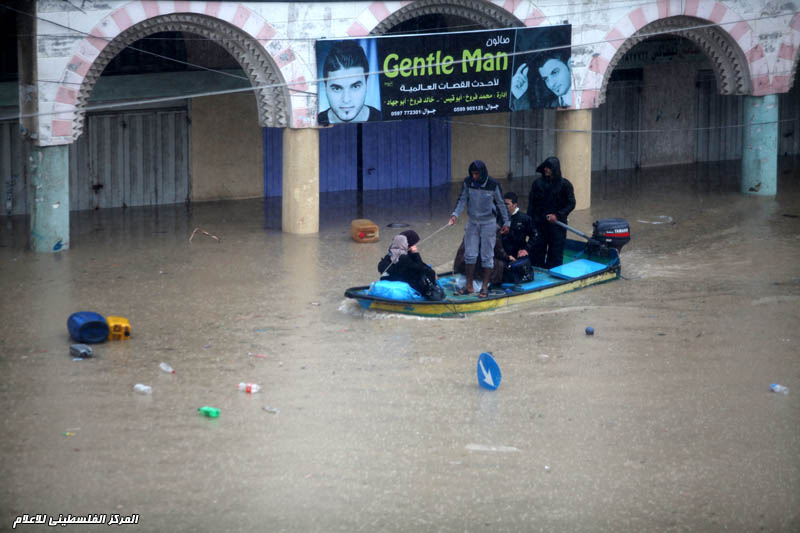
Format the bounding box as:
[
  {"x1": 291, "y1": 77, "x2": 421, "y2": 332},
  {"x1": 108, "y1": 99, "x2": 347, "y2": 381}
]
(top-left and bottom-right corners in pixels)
[{"x1": 2, "y1": 0, "x2": 797, "y2": 250}]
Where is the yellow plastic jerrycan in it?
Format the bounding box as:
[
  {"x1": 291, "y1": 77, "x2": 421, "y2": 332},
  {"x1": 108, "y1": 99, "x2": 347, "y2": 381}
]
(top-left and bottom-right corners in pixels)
[{"x1": 106, "y1": 316, "x2": 131, "y2": 341}]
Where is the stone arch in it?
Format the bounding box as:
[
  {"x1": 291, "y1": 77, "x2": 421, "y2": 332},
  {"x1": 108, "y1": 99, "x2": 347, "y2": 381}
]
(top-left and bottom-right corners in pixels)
[
  {"x1": 345, "y1": 0, "x2": 547, "y2": 37},
  {"x1": 603, "y1": 16, "x2": 751, "y2": 102},
  {"x1": 49, "y1": 5, "x2": 305, "y2": 142},
  {"x1": 588, "y1": 9, "x2": 753, "y2": 107},
  {"x1": 774, "y1": 13, "x2": 800, "y2": 93},
  {"x1": 371, "y1": 0, "x2": 523, "y2": 34},
  {"x1": 75, "y1": 13, "x2": 289, "y2": 138}
]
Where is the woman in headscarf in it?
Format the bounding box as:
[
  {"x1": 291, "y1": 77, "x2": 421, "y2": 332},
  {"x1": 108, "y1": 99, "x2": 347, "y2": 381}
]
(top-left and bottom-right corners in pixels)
[{"x1": 377, "y1": 230, "x2": 444, "y2": 300}]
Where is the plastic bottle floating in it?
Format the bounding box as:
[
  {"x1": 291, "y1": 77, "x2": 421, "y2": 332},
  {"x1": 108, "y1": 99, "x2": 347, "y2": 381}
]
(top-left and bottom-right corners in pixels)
[
  {"x1": 198, "y1": 406, "x2": 220, "y2": 418},
  {"x1": 237, "y1": 382, "x2": 261, "y2": 393}
]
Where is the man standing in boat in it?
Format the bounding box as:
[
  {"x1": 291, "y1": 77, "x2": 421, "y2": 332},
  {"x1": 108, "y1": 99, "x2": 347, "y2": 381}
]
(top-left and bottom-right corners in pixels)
[
  {"x1": 448, "y1": 161, "x2": 510, "y2": 297},
  {"x1": 527, "y1": 156, "x2": 576, "y2": 268}
]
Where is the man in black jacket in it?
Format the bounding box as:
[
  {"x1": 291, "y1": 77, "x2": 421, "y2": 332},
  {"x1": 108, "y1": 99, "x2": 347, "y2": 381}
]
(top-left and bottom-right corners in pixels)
[
  {"x1": 527, "y1": 157, "x2": 576, "y2": 268},
  {"x1": 501, "y1": 192, "x2": 538, "y2": 260}
]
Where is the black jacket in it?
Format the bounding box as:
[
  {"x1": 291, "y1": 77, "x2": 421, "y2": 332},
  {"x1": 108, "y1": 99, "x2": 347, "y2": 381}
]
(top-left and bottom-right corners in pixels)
[
  {"x1": 378, "y1": 252, "x2": 436, "y2": 294},
  {"x1": 527, "y1": 157, "x2": 576, "y2": 227},
  {"x1": 502, "y1": 209, "x2": 538, "y2": 257}
]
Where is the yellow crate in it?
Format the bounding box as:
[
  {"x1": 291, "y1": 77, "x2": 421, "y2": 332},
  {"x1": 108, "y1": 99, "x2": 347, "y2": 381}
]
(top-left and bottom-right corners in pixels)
[{"x1": 106, "y1": 316, "x2": 131, "y2": 340}]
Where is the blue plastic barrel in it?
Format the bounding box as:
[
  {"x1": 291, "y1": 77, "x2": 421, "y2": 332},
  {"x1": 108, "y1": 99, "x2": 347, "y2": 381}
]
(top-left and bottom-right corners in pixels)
[{"x1": 67, "y1": 311, "x2": 109, "y2": 343}]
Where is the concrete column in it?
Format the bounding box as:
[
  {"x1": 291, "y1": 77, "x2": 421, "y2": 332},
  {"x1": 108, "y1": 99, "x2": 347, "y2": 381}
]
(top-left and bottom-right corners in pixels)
[
  {"x1": 742, "y1": 95, "x2": 778, "y2": 195},
  {"x1": 282, "y1": 128, "x2": 319, "y2": 234},
  {"x1": 16, "y1": 0, "x2": 38, "y2": 141},
  {"x1": 556, "y1": 109, "x2": 592, "y2": 210},
  {"x1": 29, "y1": 144, "x2": 70, "y2": 252}
]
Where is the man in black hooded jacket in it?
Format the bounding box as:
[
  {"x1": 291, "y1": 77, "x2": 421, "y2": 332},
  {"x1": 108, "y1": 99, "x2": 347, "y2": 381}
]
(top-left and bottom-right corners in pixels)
[{"x1": 527, "y1": 156, "x2": 576, "y2": 268}]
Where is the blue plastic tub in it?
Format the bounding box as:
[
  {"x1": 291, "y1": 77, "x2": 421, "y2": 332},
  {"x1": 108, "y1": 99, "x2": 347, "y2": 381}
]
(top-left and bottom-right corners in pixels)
[{"x1": 67, "y1": 311, "x2": 109, "y2": 343}]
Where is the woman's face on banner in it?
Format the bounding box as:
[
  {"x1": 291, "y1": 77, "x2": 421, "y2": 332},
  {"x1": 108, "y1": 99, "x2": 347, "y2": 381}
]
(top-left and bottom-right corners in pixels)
[
  {"x1": 325, "y1": 66, "x2": 369, "y2": 122},
  {"x1": 538, "y1": 58, "x2": 570, "y2": 97}
]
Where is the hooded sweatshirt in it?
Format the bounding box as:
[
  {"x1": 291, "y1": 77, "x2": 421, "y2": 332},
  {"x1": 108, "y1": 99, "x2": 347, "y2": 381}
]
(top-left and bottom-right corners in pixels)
[
  {"x1": 452, "y1": 160, "x2": 510, "y2": 227},
  {"x1": 527, "y1": 157, "x2": 576, "y2": 226}
]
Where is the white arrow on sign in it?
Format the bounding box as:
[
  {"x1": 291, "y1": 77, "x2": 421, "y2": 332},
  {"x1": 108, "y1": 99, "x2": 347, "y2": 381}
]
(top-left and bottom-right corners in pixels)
[{"x1": 479, "y1": 359, "x2": 495, "y2": 387}]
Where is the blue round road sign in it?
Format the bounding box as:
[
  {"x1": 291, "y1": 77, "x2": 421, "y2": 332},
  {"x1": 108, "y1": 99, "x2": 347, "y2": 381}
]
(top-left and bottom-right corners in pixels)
[{"x1": 477, "y1": 352, "x2": 502, "y2": 390}]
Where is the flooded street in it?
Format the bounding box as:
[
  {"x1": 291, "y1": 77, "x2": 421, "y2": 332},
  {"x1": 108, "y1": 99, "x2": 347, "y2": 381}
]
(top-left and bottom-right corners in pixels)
[{"x1": 1, "y1": 165, "x2": 798, "y2": 531}]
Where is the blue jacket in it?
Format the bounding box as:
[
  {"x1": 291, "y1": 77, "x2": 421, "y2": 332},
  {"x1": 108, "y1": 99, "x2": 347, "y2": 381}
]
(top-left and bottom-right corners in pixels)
[{"x1": 452, "y1": 161, "x2": 510, "y2": 227}]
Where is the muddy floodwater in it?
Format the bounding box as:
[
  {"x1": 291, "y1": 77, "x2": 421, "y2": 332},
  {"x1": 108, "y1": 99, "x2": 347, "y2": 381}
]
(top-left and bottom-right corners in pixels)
[{"x1": 1, "y1": 165, "x2": 798, "y2": 531}]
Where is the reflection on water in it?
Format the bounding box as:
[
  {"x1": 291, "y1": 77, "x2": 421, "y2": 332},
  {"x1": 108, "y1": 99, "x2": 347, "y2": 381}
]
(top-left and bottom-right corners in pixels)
[
  {"x1": 1, "y1": 160, "x2": 797, "y2": 251},
  {"x1": 591, "y1": 160, "x2": 743, "y2": 201}
]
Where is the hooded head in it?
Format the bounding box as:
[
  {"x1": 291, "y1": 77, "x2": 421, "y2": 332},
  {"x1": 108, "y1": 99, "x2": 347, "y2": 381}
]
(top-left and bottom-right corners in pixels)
[
  {"x1": 388, "y1": 234, "x2": 409, "y2": 264},
  {"x1": 468, "y1": 160, "x2": 488, "y2": 183},
  {"x1": 536, "y1": 156, "x2": 562, "y2": 180},
  {"x1": 399, "y1": 230, "x2": 420, "y2": 247}
]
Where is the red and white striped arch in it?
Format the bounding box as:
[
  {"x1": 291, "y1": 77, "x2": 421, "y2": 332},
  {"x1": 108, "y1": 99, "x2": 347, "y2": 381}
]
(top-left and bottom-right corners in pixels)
[
  {"x1": 345, "y1": 0, "x2": 547, "y2": 37},
  {"x1": 582, "y1": 0, "x2": 763, "y2": 108},
  {"x1": 44, "y1": 1, "x2": 313, "y2": 145},
  {"x1": 773, "y1": 13, "x2": 800, "y2": 93}
]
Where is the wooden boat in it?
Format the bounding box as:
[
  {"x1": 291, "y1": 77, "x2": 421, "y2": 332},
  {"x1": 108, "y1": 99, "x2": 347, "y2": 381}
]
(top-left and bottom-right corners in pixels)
[{"x1": 345, "y1": 234, "x2": 625, "y2": 318}]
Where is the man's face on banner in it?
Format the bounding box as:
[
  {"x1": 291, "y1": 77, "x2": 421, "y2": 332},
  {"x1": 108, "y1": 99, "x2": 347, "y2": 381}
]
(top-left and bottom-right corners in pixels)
[
  {"x1": 538, "y1": 58, "x2": 570, "y2": 98},
  {"x1": 325, "y1": 66, "x2": 368, "y2": 122}
]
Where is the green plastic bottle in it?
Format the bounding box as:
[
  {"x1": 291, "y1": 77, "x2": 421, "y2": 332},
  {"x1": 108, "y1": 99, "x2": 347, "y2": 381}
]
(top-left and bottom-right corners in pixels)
[{"x1": 198, "y1": 406, "x2": 220, "y2": 418}]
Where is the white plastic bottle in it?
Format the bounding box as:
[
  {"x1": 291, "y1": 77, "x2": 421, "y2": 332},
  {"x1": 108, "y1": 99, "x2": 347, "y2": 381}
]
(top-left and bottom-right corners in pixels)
[
  {"x1": 133, "y1": 383, "x2": 152, "y2": 395},
  {"x1": 159, "y1": 362, "x2": 175, "y2": 374},
  {"x1": 770, "y1": 383, "x2": 789, "y2": 394},
  {"x1": 237, "y1": 382, "x2": 261, "y2": 393}
]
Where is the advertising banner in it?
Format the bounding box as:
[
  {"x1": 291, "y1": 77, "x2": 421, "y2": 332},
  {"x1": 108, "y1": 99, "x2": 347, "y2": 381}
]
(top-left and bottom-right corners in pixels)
[{"x1": 316, "y1": 25, "x2": 571, "y2": 125}]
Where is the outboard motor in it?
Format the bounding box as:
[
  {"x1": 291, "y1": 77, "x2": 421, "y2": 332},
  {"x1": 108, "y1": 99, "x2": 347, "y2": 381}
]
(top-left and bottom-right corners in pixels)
[{"x1": 591, "y1": 218, "x2": 630, "y2": 252}]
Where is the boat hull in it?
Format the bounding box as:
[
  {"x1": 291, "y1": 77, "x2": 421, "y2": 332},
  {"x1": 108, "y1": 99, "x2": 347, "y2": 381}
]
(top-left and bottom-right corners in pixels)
[{"x1": 345, "y1": 239, "x2": 622, "y2": 317}]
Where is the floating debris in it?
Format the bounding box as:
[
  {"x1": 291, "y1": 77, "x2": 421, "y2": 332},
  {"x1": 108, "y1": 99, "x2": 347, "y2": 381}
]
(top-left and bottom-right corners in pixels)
[{"x1": 189, "y1": 227, "x2": 221, "y2": 243}]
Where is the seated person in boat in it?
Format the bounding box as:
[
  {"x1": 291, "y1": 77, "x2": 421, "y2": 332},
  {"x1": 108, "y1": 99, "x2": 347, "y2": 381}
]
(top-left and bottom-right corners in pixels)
[
  {"x1": 501, "y1": 192, "x2": 538, "y2": 260},
  {"x1": 453, "y1": 225, "x2": 512, "y2": 292},
  {"x1": 377, "y1": 230, "x2": 444, "y2": 301}
]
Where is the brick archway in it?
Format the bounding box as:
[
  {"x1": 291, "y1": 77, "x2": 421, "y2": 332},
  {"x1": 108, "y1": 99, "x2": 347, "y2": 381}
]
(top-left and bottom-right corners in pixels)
[
  {"x1": 69, "y1": 13, "x2": 288, "y2": 140},
  {"x1": 345, "y1": 0, "x2": 546, "y2": 37},
  {"x1": 601, "y1": 16, "x2": 751, "y2": 103},
  {"x1": 47, "y1": 3, "x2": 313, "y2": 143},
  {"x1": 775, "y1": 13, "x2": 800, "y2": 93},
  {"x1": 585, "y1": 4, "x2": 754, "y2": 108}
]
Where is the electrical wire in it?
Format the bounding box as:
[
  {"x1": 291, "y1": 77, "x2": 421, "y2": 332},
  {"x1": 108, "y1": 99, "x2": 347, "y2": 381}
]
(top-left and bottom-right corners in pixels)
[
  {"x1": 434, "y1": 116, "x2": 799, "y2": 135},
  {"x1": 0, "y1": 4, "x2": 796, "y2": 130},
  {"x1": 5, "y1": 0, "x2": 667, "y2": 41},
  {"x1": 5, "y1": 2, "x2": 795, "y2": 79}
]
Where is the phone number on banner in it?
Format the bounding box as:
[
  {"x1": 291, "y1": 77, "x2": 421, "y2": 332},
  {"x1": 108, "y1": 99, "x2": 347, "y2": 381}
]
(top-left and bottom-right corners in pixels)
[{"x1": 389, "y1": 109, "x2": 436, "y2": 117}]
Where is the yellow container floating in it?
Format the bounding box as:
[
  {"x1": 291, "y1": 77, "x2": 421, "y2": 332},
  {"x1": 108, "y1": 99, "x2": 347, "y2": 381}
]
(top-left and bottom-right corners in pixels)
[
  {"x1": 106, "y1": 316, "x2": 131, "y2": 340},
  {"x1": 350, "y1": 219, "x2": 379, "y2": 243}
]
